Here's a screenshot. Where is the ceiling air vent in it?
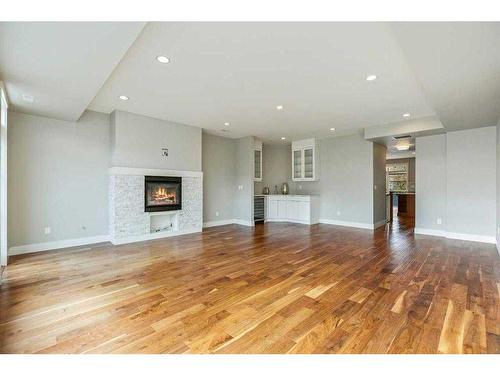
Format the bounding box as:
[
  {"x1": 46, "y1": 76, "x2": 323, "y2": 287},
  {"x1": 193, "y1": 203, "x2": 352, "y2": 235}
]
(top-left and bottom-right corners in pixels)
[{"x1": 393, "y1": 135, "x2": 412, "y2": 140}]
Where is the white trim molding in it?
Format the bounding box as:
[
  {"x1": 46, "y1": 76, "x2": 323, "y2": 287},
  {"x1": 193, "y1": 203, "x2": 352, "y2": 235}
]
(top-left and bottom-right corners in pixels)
[
  {"x1": 414, "y1": 227, "x2": 446, "y2": 237},
  {"x1": 232, "y1": 219, "x2": 254, "y2": 227},
  {"x1": 8, "y1": 235, "x2": 110, "y2": 256},
  {"x1": 415, "y1": 227, "x2": 496, "y2": 244},
  {"x1": 109, "y1": 166, "x2": 202, "y2": 178},
  {"x1": 374, "y1": 220, "x2": 388, "y2": 229},
  {"x1": 203, "y1": 219, "x2": 254, "y2": 228},
  {"x1": 110, "y1": 227, "x2": 202, "y2": 245},
  {"x1": 445, "y1": 232, "x2": 496, "y2": 244},
  {"x1": 204, "y1": 219, "x2": 238, "y2": 228},
  {"x1": 319, "y1": 218, "x2": 375, "y2": 230}
]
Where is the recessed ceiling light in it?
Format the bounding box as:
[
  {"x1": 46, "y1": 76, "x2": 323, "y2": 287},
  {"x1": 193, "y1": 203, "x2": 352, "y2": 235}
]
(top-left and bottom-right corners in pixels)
[
  {"x1": 402, "y1": 113, "x2": 411, "y2": 118},
  {"x1": 22, "y1": 94, "x2": 34, "y2": 102},
  {"x1": 396, "y1": 145, "x2": 410, "y2": 151},
  {"x1": 281, "y1": 137, "x2": 286, "y2": 140},
  {"x1": 156, "y1": 56, "x2": 170, "y2": 64},
  {"x1": 366, "y1": 75, "x2": 377, "y2": 81},
  {"x1": 276, "y1": 105, "x2": 284, "y2": 110},
  {"x1": 330, "y1": 127, "x2": 336, "y2": 131},
  {"x1": 224, "y1": 122, "x2": 230, "y2": 126},
  {"x1": 119, "y1": 95, "x2": 129, "y2": 101}
]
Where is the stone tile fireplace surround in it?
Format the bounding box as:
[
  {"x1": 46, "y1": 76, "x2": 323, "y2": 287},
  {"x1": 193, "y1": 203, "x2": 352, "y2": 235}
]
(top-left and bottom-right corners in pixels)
[{"x1": 109, "y1": 167, "x2": 203, "y2": 245}]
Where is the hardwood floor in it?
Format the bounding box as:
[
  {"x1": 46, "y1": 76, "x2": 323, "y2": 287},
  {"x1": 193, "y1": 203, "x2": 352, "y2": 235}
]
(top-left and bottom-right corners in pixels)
[{"x1": 1, "y1": 218, "x2": 498, "y2": 354}]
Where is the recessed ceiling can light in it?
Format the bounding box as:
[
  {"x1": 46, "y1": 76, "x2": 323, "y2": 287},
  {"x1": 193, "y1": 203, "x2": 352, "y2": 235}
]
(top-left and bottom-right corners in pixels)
[
  {"x1": 224, "y1": 122, "x2": 230, "y2": 126},
  {"x1": 366, "y1": 75, "x2": 377, "y2": 81},
  {"x1": 119, "y1": 95, "x2": 129, "y2": 101},
  {"x1": 402, "y1": 113, "x2": 411, "y2": 118},
  {"x1": 330, "y1": 127, "x2": 336, "y2": 131},
  {"x1": 276, "y1": 105, "x2": 284, "y2": 110},
  {"x1": 281, "y1": 137, "x2": 286, "y2": 140},
  {"x1": 156, "y1": 56, "x2": 170, "y2": 64}
]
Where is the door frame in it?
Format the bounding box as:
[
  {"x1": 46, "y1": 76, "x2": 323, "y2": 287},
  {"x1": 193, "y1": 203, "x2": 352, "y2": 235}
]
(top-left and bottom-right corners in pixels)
[{"x1": 0, "y1": 82, "x2": 8, "y2": 266}]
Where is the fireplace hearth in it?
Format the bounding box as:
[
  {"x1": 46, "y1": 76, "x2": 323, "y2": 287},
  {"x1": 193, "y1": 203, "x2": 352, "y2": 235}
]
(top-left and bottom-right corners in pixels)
[{"x1": 144, "y1": 176, "x2": 182, "y2": 212}]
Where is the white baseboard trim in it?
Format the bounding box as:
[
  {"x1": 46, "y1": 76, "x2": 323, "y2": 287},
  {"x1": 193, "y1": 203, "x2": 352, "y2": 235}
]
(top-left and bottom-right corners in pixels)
[
  {"x1": 414, "y1": 228, "x2": 446, "y2": 237},
  {"x1": 232, "y1": 219, "x2": 254, "y2": 227},
  {"x1": 319, "y1": 218, "x2": 375, "y2": 230},
  {"x1": 374, "y1": 220, "x2": 388, "y2": 229},
  {"x1": 445, "y1": 232, "x2": 496, "y2": 244},
  {"x1": 265, "y1": 218, "x2": 312, "y2": 225},
  {"x1": 203, "y1": 219, "x2": 254, "y2": 228},
  {"x1": 111, "y1": 227, "x2": 202, "y2": 245},
  {"x1": 8, "y1": 235, "x2": 111, "y2": 256},
  {"x1": 415, "y1": 227, "x2": 496, "y2": 244},
  {"x1": 203, "y1": 219, "x2": 238, "y2": 228}
]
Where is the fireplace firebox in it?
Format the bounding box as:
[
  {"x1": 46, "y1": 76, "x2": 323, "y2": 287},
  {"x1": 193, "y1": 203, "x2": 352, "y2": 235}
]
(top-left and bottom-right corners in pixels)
[{"x1": 144, "y1": 176, "x2": 182, "y2": 212}]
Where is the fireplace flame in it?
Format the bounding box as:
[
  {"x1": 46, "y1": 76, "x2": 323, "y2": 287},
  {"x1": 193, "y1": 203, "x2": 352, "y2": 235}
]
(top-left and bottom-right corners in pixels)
[{"x1": 153, "y1": 187, "x2": 176, "y2": 202}]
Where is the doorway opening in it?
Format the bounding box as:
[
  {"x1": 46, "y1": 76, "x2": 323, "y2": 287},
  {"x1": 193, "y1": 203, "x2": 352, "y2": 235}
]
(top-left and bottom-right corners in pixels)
[{"x1": 386, "y1": 153, "x2": 415, "y2": 229}]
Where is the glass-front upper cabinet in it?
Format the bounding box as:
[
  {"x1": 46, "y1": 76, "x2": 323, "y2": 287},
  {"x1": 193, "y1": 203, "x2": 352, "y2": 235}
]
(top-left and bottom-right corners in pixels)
[
  {"x1": 303, "y1": 148, "x2": 314, "y2": 179},
  {"x1": 292, "y1": 138, "x2": 319, "y2": 181},
  {"x1": 253, "y1": 138, "x2": 263, "y2": 182},
  {"x1": 293, "y1": 149, "x2": 302, "y2": 179},
  {"x1": 254, "y1": 149, "x2": 262, "y2": 181}
]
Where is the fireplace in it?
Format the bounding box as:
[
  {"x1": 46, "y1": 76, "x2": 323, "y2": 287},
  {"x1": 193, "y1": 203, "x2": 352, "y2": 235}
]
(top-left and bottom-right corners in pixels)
[{"x1": 144, "y1": 176, "x2": 182, "y2": 212}]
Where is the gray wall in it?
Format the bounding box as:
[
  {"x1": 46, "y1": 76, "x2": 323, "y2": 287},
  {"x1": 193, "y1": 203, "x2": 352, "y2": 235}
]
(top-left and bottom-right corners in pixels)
[
  {"x1": 446, "y1": 126, "x2": 496, "y2": 237},
  {"x1": 373, "y1": 143, "x2": 387, "y2": 223},
  {"x1": 202, "y1": 133, "x2": 236, "y2": 222},
  {"x1": 8, "y1": 110, "x2": 110, "y2": 247},
  {"x1": 255, "y1": 143, "x2": 292, "y2": 195},
  {"x1": 415, "y1": 134, "x2": 447, "y2": 231},
  {"x1": 416, "y1": 127, "x2": 497, "y2": 239},
  {"x1": 234, "y1": 136, "x2": 254, "y2": 223},
  {"x1": 202, "y1": 133, "x2": 254, "y2": 225},
  {"x1": 317, "y1": 134, "x2": 374, "y2": 224},
  {"x1": 254, "y1": 134, "x2": 379, "y2": 225},
  {"x1": 111, "y1": 110, "x2": 202, "y2": 171}
]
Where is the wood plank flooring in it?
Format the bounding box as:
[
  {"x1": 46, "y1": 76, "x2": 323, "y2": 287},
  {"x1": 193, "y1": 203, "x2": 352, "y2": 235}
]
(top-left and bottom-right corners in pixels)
[{"x1": 1, "y1": 218, "x2": 499, "y2": 353}]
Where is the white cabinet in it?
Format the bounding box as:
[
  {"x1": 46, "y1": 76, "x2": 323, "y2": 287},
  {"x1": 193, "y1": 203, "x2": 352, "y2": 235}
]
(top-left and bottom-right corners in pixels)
[
  {"x1": 253, "y1": 138, "x2": 263, "y2": 181},
  {"x1": 292, "y1": 138, "x2": 319, "y2": 181},
  {"x1": 267, "y1": 198, "x2": 278, "y2": 219},
  {"x1": 265, "y1": 195, "x2": 319, "y2": 225}
]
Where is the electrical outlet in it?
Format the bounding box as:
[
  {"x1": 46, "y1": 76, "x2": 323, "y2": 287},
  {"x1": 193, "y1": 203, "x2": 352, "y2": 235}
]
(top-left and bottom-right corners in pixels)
[
  {"x1": 298, "y1": 185, "x2": 302, "y2": 190},
  {"x1": 238, "y1": 185, "x2": 243, "y2": 190},
  {"x1": 374, "y1": 185, "x2": 377, "y2": 190},
  {"x1": 216, "y1": 211, "x2": 219, "y2": 217},
  {"x1": 44, "y1": 227, "x2": 51, "y2": 235},
  {"x1": 337, "y1": 211, "x2": 341, "y2": 216},
  {"x1": 437, "y1": 218, "x2": 442, "y2": 225}
]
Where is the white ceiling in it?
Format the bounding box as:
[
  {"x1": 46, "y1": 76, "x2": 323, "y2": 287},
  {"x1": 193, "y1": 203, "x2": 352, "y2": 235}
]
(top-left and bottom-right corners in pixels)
[
  {"x1": 0, "y1": 22, "x2": 145, "y2": 121},
  {"x1": 88, "y1": 22, "x2": 435, "y2": 141},
  {"x1": 1, "y1": 22, "x2": 499, "y2": 142},
  {"x1": 391, "y1": 22, "x2": 500, "y2": 131}
]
